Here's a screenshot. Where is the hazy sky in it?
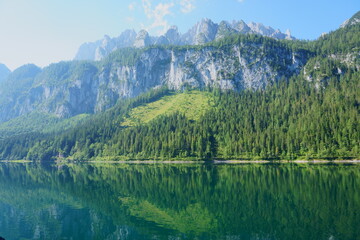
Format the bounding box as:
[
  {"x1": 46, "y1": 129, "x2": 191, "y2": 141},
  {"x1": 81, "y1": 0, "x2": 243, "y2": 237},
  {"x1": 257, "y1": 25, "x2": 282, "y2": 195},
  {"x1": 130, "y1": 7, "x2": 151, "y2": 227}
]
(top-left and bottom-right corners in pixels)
[{"x1": 0, "y1": 0, "x2": 358, "y2": 70}]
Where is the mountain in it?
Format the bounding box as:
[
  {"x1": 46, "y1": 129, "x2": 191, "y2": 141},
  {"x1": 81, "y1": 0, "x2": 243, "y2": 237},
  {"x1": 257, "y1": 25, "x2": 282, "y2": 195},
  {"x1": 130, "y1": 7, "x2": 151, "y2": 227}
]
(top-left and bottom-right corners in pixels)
[
  {"x1": 1, "y1": 11, "x2": 360, "y2": 125},
  {"x1": 1, "y1": 10, "x2": 360, "y2": 124},
  {"x1": 341, "y1": 10, "x2": 360, "y2": 28},
  {"x1": 133, "y1": 30, "x2": 151, "y2": 48},
  {"x1": 0, "y1": 35, "x2": 310, "y2": 123},
  {"x1": 181, "y1": 18, "x2": 219, "y2": 45},
  {"x1": 74, "y1": 29, "x2": 137, "y2": 61},
  {"x1": 0, "y1": 11, "x2": 359, "y2": 161},
  {"x1": 0, "y1": 64, "x2": 42, "y2": 123},
  {"x1": 74, "y1": 19, "x2": 295, "y2": 61},
  {"x1": 0, "y1": 64, "x2": 11, "y2": 84}
]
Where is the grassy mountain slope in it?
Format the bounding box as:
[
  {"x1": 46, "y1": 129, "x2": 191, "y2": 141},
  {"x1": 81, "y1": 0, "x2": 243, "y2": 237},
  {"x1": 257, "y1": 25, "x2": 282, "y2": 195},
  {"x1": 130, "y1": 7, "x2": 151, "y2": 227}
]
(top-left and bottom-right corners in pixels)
[{"x1": 121, "y1": 91, "x2": 215, "y2": 126}]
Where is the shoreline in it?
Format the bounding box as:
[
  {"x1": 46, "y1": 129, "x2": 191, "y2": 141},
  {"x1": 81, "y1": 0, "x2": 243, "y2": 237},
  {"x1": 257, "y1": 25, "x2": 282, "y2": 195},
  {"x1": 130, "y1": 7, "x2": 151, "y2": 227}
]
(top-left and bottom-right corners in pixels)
[{"x1": 1, "y1": 159, "x2": 360, "y2": 164}]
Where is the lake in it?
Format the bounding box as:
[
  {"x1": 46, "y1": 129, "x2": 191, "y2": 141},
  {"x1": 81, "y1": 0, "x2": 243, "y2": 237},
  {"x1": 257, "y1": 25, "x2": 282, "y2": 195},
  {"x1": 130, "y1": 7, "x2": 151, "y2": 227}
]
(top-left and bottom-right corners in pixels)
[{"x1": 0, "y1": 162, "x2": 359, "y2": 240}]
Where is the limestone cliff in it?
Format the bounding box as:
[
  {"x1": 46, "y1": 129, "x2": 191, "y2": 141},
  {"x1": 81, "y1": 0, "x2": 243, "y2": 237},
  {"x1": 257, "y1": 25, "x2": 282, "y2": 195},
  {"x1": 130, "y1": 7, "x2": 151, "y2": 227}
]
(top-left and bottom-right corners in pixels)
[{"x1": 0, "y1": 37, "x2": 309, "y2": 122}]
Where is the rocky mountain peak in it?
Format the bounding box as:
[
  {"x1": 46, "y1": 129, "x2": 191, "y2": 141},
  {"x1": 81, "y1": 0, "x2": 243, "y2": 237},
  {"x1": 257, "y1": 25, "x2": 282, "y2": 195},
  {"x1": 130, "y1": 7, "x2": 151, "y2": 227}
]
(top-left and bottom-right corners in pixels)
[
  {"x1": 134, "y1": 30, "x2": 151, "y2": 48},
  {"x1": 74, "y1": 18, "x2": 296, "y2": 61},
  {"x1": 232, "y1": 20, "x2": 251, "y2": 34},
  {"x1": 165, "y1": 26, "x2": 181, "y2": 44},
  {"x1": 341, "y1": 11, "x2": 360, "y2": 28},
  {"x1": 248, "y1": 22, "x2": 275, "y2": 36},
  {"x1": 102, "y1": 35, "x2": 111, "y2": 43},
  {"x1": 195, "y1": 18, "x2": 218, "y2": 44},
  {"x1": 95, "y1": 35, "x2": 116, "y2": 60},
  {"x1": 116, "y1": 29, "x2": 137, "y2": 47},
  {"x1": 285, "y1": 29, "x2": 292, "y2": 39},
  {"x1": 100, "y1": 35, "x2": 115, "y2": 51},
  {"x1": 154, "y1": 36, "x2": 170, "y2": 45},
  {"x1": 180, "y1": 18, "x2": 218, "y2": 45},
  {"x1": 216, "y1": 21, "x2": 237, "y2": 40}
]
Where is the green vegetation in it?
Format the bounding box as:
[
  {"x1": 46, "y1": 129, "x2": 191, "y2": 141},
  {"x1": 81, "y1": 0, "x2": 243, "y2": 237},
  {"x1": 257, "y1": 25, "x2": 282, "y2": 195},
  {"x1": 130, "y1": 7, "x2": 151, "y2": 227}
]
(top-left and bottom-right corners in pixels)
[
  {"x1": 2, "y1": 67, "x2": 358, "y2": 161},
  {"x1": 315, "y1": 23, "x2": 360, "y2": 55},
  {"x1": 120, "y1": 198, "x2": 217, "y2": 234},
  {"x1": 102, "y1": 47, "x2": 144, "y2": 66},
  {"x1": 0, "y1": 112, "x2": 90, "y2": 140},
  {"x1": 121, "y1": 91, "x2": 215, "y2": 126},
  {"x1": 33, "y1": 61, "x2": 98, "y2": 87},
  {"x1": 0, "y1": 18, "x2": 359, "y2": 161},
  {"x1": 1, "y1": 163, "x2": 360, "y2": 239},
  {"x1": 0, "y1": 64, "x2": 41, "y2": 102}
]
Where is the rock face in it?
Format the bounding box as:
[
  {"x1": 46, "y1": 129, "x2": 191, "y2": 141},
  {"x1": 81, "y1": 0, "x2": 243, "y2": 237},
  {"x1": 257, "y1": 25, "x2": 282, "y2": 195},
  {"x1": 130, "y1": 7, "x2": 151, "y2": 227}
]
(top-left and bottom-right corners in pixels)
[
  {"x1": 215, "y1": 21, "x2": 237, "y2": 40},
  {"x1": 0, "y1": 64, "x2": 11, "y2": 84},
  {"x1": 341, "y1": 11, "x2": 360, "y2": 28},
  {"x1": 181, "y1": 18, "x2": 219, "y2": 45},
  {"x1": 2, "y1": 13, "x2": 359, "y2": 125},
  {"x1": 74, "y1": 30, "x2": 137, "y2": 61},
  {"x1": 75, "y1": 40, "x2": 102, "y2": 61},
  {"x1": 0, "y1": 41, "x2": 309, "y2": 122},
  {"x1": 133, "y1": 30, "x2": 151, "y2": 48},
  {"x1": 74, "y1": 19, "x2": 295, "y2": 61},
  {"x1": 247, "y1": 22, "x2": 294, "y2": 40},
  {"x1": 165, "y1": 26, "x2": 181, "y2": 44}
]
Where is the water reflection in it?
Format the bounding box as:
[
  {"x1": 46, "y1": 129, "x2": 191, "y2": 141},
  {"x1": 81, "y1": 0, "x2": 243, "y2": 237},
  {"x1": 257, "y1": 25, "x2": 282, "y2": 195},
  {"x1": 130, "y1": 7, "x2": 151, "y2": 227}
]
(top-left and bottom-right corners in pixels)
[{"x1": 0, "y1": 163, "x2": 359, "y2": 240}]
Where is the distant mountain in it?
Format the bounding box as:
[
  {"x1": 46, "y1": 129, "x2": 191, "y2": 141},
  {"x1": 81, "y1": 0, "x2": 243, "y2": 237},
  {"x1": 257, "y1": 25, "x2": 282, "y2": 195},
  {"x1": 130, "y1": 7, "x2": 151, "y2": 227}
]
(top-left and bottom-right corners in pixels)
[
  {"x1": 74, "y1": 19, "x2": 295, "y2": 61},
  {"x1": 133, "y1": 30, "x2": 151, "y2": 48},
  {"x1": 0, "y1": 64, "x2": 11, "y2": 84},
  {"x1": 0, "y1": 64, "x2": 42, "y2": 122},
  {"x1": 75, "y1": 29, "x2": 137, "y2": 61}
]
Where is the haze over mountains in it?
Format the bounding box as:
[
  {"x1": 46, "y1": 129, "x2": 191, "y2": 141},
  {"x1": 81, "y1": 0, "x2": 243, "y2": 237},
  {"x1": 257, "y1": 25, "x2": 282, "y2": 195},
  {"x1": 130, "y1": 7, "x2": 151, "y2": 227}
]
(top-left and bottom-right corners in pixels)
[
  {"x1": 74, "y1": 18, "x2": 295, "y2": 61},
  {"x1": 0, "y1": 12, "x2": 358, "y2": 124}
]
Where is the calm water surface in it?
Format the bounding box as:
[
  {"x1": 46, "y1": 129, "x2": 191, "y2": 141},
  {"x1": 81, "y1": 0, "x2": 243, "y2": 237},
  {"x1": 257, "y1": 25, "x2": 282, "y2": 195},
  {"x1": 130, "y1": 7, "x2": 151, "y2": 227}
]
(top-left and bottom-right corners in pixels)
[{"x1": 0, "y1": 162, "x2": 359, "y2": 240}]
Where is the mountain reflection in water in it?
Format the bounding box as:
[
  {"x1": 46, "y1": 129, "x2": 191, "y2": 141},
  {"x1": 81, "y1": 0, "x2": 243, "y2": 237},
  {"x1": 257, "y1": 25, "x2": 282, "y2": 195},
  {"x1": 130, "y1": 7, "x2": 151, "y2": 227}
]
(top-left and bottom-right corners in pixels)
[{"x1": 0, "y1": 162, "x2": 359, "y2": 240}]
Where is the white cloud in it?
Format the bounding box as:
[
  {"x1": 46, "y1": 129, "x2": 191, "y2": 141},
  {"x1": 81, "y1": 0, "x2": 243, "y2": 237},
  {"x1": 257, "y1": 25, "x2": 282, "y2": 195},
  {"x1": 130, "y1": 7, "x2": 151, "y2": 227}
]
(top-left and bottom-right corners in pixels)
[
  {"x1": 139, "y1": 0, "x2": 197, "y2": 35},
  {"x1": 141, "y1": 0, "x2": 175, "y2": 35},
  {"x1": 180, "y1": 0, "x2": 195, "y2": 13},
  {"x1": 128, "y1": 2, "x2": 136, "y2": 11}
]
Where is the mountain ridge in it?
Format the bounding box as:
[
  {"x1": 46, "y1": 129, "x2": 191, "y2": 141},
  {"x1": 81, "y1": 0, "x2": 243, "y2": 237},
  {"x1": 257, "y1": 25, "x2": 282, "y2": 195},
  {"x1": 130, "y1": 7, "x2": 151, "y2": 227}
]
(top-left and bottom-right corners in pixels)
[
  {"x1": 0, "y1": 34, "x2": 310, "y2": 123},
  {"x1": 341, "y1": 10, "x2": 360, "y2": 28},
  {"x1": 0, "y1": 11, "x2": 359, "y2": 161},
  {"x1": 74, "y1": 18, "x2": 295, "y2": 61},
  {"x1": 0, "y1": 11, "x2": 359, "y2": 127}
]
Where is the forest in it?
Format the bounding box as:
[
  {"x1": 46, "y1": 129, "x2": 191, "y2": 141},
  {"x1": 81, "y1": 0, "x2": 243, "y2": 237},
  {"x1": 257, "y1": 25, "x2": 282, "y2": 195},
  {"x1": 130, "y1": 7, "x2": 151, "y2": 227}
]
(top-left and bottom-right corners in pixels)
[
  {"x1": 1, "y1": 69, "x2": 358, "y2": 161},
  {"x1": 0, "y1": 21, "x2": 359, "y2": 161}
]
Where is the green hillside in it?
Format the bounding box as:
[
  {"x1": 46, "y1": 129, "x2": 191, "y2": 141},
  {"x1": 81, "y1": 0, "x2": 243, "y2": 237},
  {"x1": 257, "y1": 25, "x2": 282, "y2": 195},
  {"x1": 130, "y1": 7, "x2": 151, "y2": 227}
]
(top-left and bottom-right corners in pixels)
[
  {"x1": 0, "y1": 112, "x2": 90, "y2": 140},
  {"x1": 121, "y1": 91, "x2": 215, "y2": 126},
  {"x1": 0, "y1": 15, "x2": 359, "y2": 161}
]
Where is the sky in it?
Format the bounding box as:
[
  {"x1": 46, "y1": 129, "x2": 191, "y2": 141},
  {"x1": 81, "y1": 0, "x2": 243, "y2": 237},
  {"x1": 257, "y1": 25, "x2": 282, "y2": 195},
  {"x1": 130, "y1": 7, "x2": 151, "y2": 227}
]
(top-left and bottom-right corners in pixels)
[{"x1": 0, "y1": 0, "x2": 358, "y2": 70}]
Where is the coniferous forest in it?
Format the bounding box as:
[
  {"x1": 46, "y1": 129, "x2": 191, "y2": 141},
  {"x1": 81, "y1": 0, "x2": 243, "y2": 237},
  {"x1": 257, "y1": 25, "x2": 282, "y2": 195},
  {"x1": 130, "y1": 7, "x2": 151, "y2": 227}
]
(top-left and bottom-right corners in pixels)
[
  {"x1": 1, "y1": 69, "x2": 359, "y2": 161},
  {"x1": 0, "y1": 19, "x2": 359, "y2": 161}
]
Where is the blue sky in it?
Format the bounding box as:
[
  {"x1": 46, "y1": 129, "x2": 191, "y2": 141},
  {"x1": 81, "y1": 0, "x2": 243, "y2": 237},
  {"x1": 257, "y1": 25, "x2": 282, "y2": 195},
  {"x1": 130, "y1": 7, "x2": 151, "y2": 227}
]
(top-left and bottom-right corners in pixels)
[{"x1": 0, "y1": 0, "x2": 358, "y2": 70}]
